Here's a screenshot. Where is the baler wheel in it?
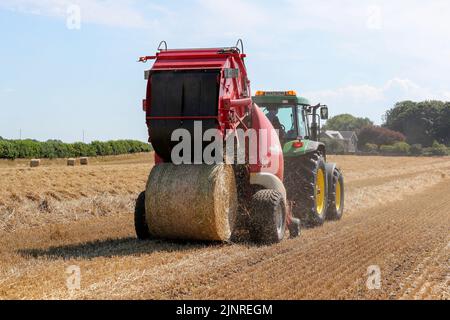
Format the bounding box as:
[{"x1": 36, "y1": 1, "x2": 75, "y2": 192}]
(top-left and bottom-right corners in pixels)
[
  {"x1": 326, "y1": 168, "x2": 345, "y2": 220},
  {"x1": 134, "y1": 191, "x2": 151, "y2": 240},
  {"x1": 249, "y1": 190, "x2": 286, "y2": 244}
]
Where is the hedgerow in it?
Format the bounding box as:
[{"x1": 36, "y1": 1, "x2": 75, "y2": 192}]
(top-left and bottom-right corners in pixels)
[{"x1": 0, "y1": 139, "x2": 152, "y2": 160}]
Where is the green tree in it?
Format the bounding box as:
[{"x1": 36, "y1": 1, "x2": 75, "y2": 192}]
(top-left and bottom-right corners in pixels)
[
  {"x1": 384, "y1": 100, "x2": 450, "y2": 146},
  {"x1": 410, "y1": 144, "x2": 423, "y2": 156},
  {"x1": 434, "y1": 102, "x2": 450, "y2": 145},
  {"x1": 0, "y1": 140, "x2": 19, "y2": 159},
  {"x1": 323, "y1": 139, "x2": 344, "y2": 154},
  {"x1": 379, "y1": 145, "x2": 396, "y2": 155},
  {"x1": 323, "y1": 114, "x2": 373, "y2": 132},
  {"x1": 357, "y1": 126, "x2": 406, "y2": 149},
  {"x1": 91, "y1": 141, "x2": 114, "y2": 156},
  {"x1": 108, "y1": 141, "x2": 127, "y2": 155},
  {"x1": 364, "y1": 143, "x2": 379, "y2": 153},
  {"x1": 0, "y1": 139, "x2": 151, "y2": 159},
  {"x1": 392, "y1": 142, "x2": 411, "y2": 155},
  {"x1": 71, "y1": 142, "x2": 96, "y2": 157},
  {"x1": 40, "y1": 141, "x2": 58, "y2": 159},
  {"x1": 14, "y1": 140, "x2": 41, "y2": 158},
  {"x1": 431, "y1": 141, "x2": 448, "y2": 156}
]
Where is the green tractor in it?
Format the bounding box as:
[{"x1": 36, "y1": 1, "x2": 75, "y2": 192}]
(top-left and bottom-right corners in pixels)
[{"x1": 252, "y1": 90, "x2": 345, "y2": 227}]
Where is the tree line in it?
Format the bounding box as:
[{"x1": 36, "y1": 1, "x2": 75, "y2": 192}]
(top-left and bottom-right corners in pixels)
[
  {"x1": 384, "y1": 100, "x2": 449, "y2": 146},
  {"x1": 323, "y1": 100, "x2": 450, "y2": 156},
  {"x1": 0, "y1": 138, "x2": 152, "y2": 160}
]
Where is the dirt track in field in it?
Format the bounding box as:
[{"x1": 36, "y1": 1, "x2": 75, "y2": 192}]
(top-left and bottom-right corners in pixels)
[{"x1": 0, "y1": 155, "x2": 449, "y2": 300}]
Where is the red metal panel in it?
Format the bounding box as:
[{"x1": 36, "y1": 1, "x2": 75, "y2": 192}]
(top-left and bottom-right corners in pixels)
[
  {"x1": 146, "y1": 116, "x2": 219, "y2": 120},
  {"x1": 141, "y1": 45, "x2": 283, "y2": 180},
  {"x1": 151, "y1": 49, "x2": 237, "y2": 71},
  {"x1": 153, "y1": 59, "x2": 228, "y2": 70},
  {"x1": 249, "y1": 104, "x2": 284, "y2": 181}
]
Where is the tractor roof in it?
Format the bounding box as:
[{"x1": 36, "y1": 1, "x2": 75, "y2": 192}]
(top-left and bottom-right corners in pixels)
[{"x1": 252, "y1": 91, "x2": 310, "y2": 107}]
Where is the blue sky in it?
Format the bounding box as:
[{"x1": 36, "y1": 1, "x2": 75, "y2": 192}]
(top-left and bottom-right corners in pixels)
[{"x1": 1, "y1": 0, "x2": 449, "y2": 142}]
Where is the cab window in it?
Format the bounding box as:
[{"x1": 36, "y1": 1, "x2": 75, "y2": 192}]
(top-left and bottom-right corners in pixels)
[
  {"x1": 262, "y1": 106, "x2": 297, "y2": 140},
  {"x1": 297, "y1": 108, "x2": 307, "y2": 138}
]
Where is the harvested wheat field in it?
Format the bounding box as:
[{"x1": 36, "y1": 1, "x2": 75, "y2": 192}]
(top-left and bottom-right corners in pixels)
[{"x1": 0, "y1": 154, "x2": 449, "y2": 300}]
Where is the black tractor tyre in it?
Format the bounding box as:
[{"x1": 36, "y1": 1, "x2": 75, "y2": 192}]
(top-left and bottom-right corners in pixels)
[
  {"x1": 249, "y1": 190, "x2": 286, "y2": 244},
  {"x1": 326, "y1": 168, "x2": 345, "y2": 221},
  {"x1": 286, "y1": 152, "x2": 328, "y2": 228},
  {"x1": 134, "y1": 191, "x2": 151, "y2": 240}
]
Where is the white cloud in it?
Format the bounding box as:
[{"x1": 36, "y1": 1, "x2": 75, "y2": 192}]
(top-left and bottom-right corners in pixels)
[
  {"x1": 2, "y1": 0, "x2": 449, "y2": 121},
  {"x1": 304, "y1": 78, "x2": 449, "y2": 122},
  {"x1": 289, "y1": 2, "x2": 450, "y2": 62},
  {"x1": 306, "y1": 84, "x2": 384, "y2": 104},
  {"x1": 306, "y1": 78, "x2": 449, "y2": 104},
  {"x1": 382, "y1": 78, "x2": 429, "y2": 101},
  {"x1": 0, "y1": 0, "x2": 151, "y2": 28}
]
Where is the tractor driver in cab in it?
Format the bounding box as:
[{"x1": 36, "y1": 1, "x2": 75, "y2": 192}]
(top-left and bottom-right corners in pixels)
[{"x1": 265, "y1": 107, "x2": 286, "y2": 138}]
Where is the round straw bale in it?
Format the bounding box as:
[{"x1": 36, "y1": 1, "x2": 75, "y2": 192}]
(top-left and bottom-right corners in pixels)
[
  {"x1": 80, "y1": 157, "x2": 89, "y2": 165},
  {"x1": 67, "y1": 158, "x2": 76, "y2": 166},
  {"x1": 30, "y1": 159, "x2": 41, "y2": 168},
  {"x1": 145, "y1": 163, "x2": 237, "y2": 241}
]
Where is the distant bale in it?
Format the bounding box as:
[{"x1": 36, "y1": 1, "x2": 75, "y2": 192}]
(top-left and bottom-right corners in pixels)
[
  {"x1": 30, "y1": 159, "x2": 41, "y2": 168},
  {"x1": 80, "y1": 157, "x2": 89, "y2": 165},
  {"x1": 67, "y1": 158, "x2": 76, "y2": 166}
]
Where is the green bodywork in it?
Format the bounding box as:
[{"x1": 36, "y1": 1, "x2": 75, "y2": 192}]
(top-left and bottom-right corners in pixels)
[
  {"x1": 252, "y1": 93, "x2": 325, "y2": 158},
  {"x1": 282, "y1": 139, "x2": 323, "y2": 158}
]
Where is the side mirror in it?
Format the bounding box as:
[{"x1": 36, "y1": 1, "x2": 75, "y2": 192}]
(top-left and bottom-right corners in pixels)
[{"x1": 320, "y1": 106, "x2": 329, "y2": 120}]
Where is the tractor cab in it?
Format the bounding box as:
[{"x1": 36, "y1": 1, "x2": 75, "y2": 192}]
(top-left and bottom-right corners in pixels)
[
  {"x1": 252, "y1": 90, "x2": 329, "y2": 157},
  {"x1": 253, "y1": 90, "x2": 310, "y2": 141},
  {"x1": 253, "y1": 90, "x2": 329, "y2": 140}
]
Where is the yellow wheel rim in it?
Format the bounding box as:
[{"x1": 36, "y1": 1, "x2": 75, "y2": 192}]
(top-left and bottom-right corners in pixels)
[
  {"x1": 315, "y1": 168, "x2": 325, "y2": 214},
  {"x1": 335, "y1": 179, "x2": 341, "y2": 211}
]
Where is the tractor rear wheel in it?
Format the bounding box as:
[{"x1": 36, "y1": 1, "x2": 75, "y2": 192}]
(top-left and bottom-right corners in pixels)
[
  {"x1": 287, "y1": 152, "x2": 328, "y2": 227},
  {"x1": 135, "y1": 191, "x2": 151, "y2": 240},
  {"x1": 327, "y1": 168, "x2": 345, "y2": 220},
  {"x1": 249, "y1": 190, "x2": 286, "y2": 244}
]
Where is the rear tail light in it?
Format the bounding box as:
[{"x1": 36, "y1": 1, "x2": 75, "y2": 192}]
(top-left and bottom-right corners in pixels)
[{"x1": 293, "y1": 141, "x2": 304, "y2": 148}]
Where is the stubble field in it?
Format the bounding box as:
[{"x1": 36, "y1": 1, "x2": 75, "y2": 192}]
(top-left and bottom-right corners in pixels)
[{"x1": 0, "y1": 153, "x2": 449, "y2": 300}]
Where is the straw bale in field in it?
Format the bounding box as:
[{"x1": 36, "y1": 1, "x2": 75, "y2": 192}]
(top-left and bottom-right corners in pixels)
[{"x1": 145, "y1": 163, "x2": 237, "y2": 241}]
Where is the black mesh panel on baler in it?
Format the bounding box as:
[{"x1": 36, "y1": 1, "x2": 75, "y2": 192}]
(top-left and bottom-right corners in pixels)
[{"x1": 149, "y1": 70, "x2": 220, "y2": 162}]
